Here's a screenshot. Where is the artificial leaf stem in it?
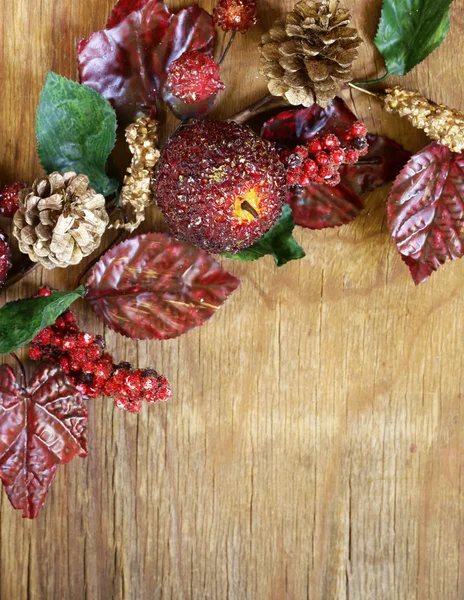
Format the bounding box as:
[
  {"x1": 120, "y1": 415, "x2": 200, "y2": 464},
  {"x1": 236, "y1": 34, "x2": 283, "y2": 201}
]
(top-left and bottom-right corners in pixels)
[
  {"x1": 351, "y1": 72, "x2": 390, "y2": 87},
  {"x1": 219, "y1": 32, "x2": 236, "y2": 65}
]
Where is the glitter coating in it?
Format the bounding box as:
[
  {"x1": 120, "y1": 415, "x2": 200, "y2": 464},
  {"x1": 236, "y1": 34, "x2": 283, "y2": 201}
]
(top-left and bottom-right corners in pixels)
[
  {"x1": 153, "y1": 119, "x2": 287, "y2": 254},
  {"x1": 213, "y1": 0, "x2": 258, "y2": 33},
  {"x1": 166, "y1": 51, "x2": 225, "y2": 104}
]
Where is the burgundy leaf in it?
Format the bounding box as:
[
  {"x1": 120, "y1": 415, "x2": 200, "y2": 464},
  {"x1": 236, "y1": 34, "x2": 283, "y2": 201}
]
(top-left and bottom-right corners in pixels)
[
  {"x1": 0, "y1": 364, "x2": 87, "y2": 519},
  {"x1": 340, "y1": 134, "x2": 412, "y2": 196},
  {"x1": 85, "y1": 233, "x2": 241, "y2": 340},
  {"x1": 260, "y1": 99, "x2": 410, "y2": 229},
  {"x1": 77, "y1": 0, "x2": 215, "y2": 124},
  {"x1": 288, "y1": 184, "x2": 364, "y2": 229},
  {"x1": 388, "y1": 143, "x2": 464, "y2": 284}
]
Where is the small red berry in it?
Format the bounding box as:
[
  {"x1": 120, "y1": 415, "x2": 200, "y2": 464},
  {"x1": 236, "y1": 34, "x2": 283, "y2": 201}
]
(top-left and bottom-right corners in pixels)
[
  {"x1": 101, "y1": 353, "x2": 113, "y2": 364},
  {"x1": 343, "y1": 132, "x2": 354, "y2": 144},
  {"x1": 351, "y1": 122, "x2": 367, "y2": 137},
  {"x1": 322, "y1": 134, "x2": 340, "y2": 150},
  {"x1": 142, "y1": 376, "x2": 159, "y2": 392},
  {"x1": 358, "y1": 146, "x2": 369, "y2": 157},
  {"x1": 350, "y1": 136, "x2": 368, "y2": 151},
  {"x1": 303, "y1": 159, "x2": 317, "y2": 176},
  {"x1": 72, "y1": 348, "x2": 87, "y2": 364},
  {"x1": 63, "y1": 310, "x2": 76, "y2": 324},
  {"x1": 94, "y1": 361, "x2": 112, "y2": 379},
  {"x1": 318, "y1": 165, "x2": 334, "y2": 180},
  {"x1": 287, "y1": 173, "x2": 298, "y2": 186},
  {"x1": 298, "y1": 174, "x2": 310, "y2": 185},
  {"x1": 70, "y1": 361, "x2": 81, "y2": 372},
  {"x1": 94, "y1": 376, "x2": 109, "y2": 389},
  {"x1": 344, "y1": 148, "x2": 359, "y2": 164},
  {"x1": 315, "y1": 152, "x2": 330, "y2": 167},
  {"x1": 294, "y1": 146, "x2": 309, "y2": 160},
  {"x1": 51, "y1": 334, "x2": 63, "y2": 347},
  {"x1": 35, "y1": 327, "x2": 53, "y2": 345},
  {"x1": 77, "y1": 332, "x2": 94, "y2": 348},
  {"x1": 82, "y1": 361, "x2": 95, "y2": 374},
  {"x1": 0, "y1": 182, "x2": 27, "y2": 218},
  {"x1": 29, "y1": 347, "x2": 42, "y2": 360},
  {"x1": 66, "y1": 324, "x2": 79, "y2": 335},
  {"x1": 37, "y1": 287, "x2": 52, "y2": 297},
  {"x1": 62, "y1": 335, "x2": 77, "y2": 350},
  {"x1": 86, "y1": 344, "x2": 102, "y2": 360},
  {"x1": 307, "y1": 138, "x2": 323, "y2": 154},
  {"x1": 103, "y1": 378, "x2": 120, "y2": 396},
  {"x1": 0, "y1": 231, "x2": 12, "y2": 288},
  {"x1": 330, "y1": 149, "x2": 345, "y2": 165},
  {"x1": 326, "y1": 173, "x2": 341, "y2": 187},
  {"x1": 76, "y1": 382, "x2": 88, "y2": 395},
  {"x1": 59, "y1": 356, "x2": 71, "y2": 373},
  {"x1": 86, "y1": 386, "x2": 100, "y2": 399},
  {"x1": 156, "y1": 377, "x2": 172, "y2": 402}
]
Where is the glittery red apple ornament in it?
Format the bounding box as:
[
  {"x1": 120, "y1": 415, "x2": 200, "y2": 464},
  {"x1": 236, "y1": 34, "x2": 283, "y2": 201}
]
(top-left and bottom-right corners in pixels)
[{"x1": 153, "y1": 119, "x2": 287, "y2": 254}]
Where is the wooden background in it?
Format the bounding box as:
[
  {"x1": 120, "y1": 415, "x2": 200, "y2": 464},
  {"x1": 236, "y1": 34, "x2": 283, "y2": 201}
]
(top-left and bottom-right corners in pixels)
[{"x1": 1, "y1": 0, "x2": 464, "y2": 598}]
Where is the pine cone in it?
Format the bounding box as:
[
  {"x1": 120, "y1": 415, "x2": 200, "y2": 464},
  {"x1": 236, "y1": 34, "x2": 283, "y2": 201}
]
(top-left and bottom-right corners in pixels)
[
  {"x1": 383, "y1": 87, "x2": 464, "y2": 154},
  {"x1": 13, "y1": 172, "x2": 109, "y2": 270},
  {"x1": 113, "y1": 117, "x2": 160, "y2": 232},
  {"x1": 259, "y1": 0, "x2": 361, "y2": 108}
]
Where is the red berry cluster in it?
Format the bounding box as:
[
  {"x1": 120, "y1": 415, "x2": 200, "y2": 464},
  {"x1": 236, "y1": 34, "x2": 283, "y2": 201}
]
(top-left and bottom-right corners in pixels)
[
  {"x1": 0, "y1": 229, "x2": 11, "y2": 288},
  {"x1": 282, "y1": 122, "x2": 369, "y2": 188},
  {"x1": 213, "y1": 0, "x2": 258, "y2": 34},
  {"x1": 0, "y1": 182, "x2": 27, "y2": 218},
  {"x1": 166, "y1": 50, "x2": 225, "y2": 104},
  {"x1": 29, "y1": 288, "x2": 171, "y2": 413}
]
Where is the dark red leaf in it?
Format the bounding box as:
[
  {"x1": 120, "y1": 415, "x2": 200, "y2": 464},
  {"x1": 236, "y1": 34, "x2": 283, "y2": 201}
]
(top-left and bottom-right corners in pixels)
[
  {"x1": 77, "y1": 0, "x2": 215, "y2": 124},
  {"x1": 0, "y1": 364, "x2": 87, "y2": 519},
  {"x1": 288, "y1": 183, "x2": 364, "y2": 230},
  {"x1": 388, "y1": 142, "x2": 464, "y2": 284},
  {"x1": 259, "y1": 99, "x2": 410, "y2": 229},
  {"x1": 340, "y1": 134, "x2": 412, "y2": 196},
  {"x1": 85, "y1": 233, "x2": 241, "y2": 340}
]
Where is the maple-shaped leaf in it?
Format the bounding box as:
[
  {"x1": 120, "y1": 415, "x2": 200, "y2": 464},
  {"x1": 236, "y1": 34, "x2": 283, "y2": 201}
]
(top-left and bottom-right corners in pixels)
[
  {"x1": 387, "y1": 142, "x2": 464, "y2": 285},
  {"x1": 77, "y1": 0, "x2": 215, "y2": 124},
  {"x1": 260, "y1": 100, "x2": 411, "y2": 229},
  {"x1": 85, "y1": 233, "x2": 241, "y2": 340},
  {"x1": 0, "y1": 364, "x2": 87, "y2": 519}
]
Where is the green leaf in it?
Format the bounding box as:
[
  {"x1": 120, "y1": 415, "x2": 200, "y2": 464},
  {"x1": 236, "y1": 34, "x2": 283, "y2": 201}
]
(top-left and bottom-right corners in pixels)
[
  {"x1": 36, "y1": 72, "x2": 118, "y2": 196},
  {"x1": 224, "y1": 205, "x2": 305, "y2": 267},
  {"x1": 374, "y1": 0, "x2": 453, "y2": 76},
  {"x1": 0, "y1": 287, "x2": 86, "y2": 354}
]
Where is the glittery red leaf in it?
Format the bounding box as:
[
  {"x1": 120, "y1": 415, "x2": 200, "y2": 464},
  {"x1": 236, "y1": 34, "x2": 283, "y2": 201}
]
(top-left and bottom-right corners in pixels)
[
  {"x1": 288, "y1": 183, "x2": 364, "y2": 230},
  {"x1": 77, "y1": 0, "x2": 215, "y2": 124},
  {"x1": 260, "y1": 100, "x2": 410, "y2": 229},
  {"x1": 85, "y1": 233, "x2": 241, "y2": 340},
  {"x1": 387, "y1": 142, "x2": 464, "y2": 284},
  {"x1": 0, "y1": 364, "x2": 87, "y2": 519}
]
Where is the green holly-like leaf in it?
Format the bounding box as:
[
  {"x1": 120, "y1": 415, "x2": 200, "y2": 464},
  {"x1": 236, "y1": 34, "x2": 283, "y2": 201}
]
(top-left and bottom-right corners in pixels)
[
  {"x1": 0, "y1": 287, "x2": 86, "y2": 354},
  {"x1": 224, "y1": 205, "x2": 305, "y2": 267},
  {"x1": 36, "y1": 72, "x2": 118, "y2": 196},
  {"x1": 374, "y1": 0, "x2": 453, "y2": 77}
]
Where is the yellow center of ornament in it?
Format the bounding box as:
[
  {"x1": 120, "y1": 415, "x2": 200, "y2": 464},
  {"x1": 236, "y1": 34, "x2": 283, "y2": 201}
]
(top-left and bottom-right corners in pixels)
[{"x1": 234, "y1": 188, "x2": 261, "y2": 224}]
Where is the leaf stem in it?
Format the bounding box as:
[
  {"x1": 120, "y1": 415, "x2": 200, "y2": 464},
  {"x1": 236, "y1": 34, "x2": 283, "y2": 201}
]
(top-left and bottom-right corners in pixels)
[
  {"x1": 219, "y1": 32, "x2": 237, "y2": 65},
  {"x1": 348, "y1": 82, "x2": 383, "y2": 99},
  {"x1": 10, "y1": 353, "x2": 26, "y2": 388},
  {"x1": 351, "y1": 72, "x2": 390, "y2": 86},
  {"x1": 76, "y1": 207, "x2": 129, "y2": 288}
]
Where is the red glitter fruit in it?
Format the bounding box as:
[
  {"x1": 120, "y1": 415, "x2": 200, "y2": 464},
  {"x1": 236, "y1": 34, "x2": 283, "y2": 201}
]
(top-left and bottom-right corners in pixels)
[
  {"x1": 0, "y1": 182, "x2": 27, "y2": 218},
  {"x1": 351, "y1": 122, "x2": 367, "y2": 137},
  {"x1": 166, "y1": 51, "x2": 225, "y2": 104},
  {"x1": 154, "y1": 119, "x2": 286, "y2": 254},
  {"x1": 213, "y1": 0, "x2": 258, "y2": 33},
  {"x1": 0, "y1": 230, "x2": 12, "y2": 288}
]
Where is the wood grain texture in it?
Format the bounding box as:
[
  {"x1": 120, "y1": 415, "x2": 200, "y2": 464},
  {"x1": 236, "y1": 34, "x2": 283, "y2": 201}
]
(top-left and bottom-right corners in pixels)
[{"x1": 1, "y1": 0, "x2": 464, "y2": 598}]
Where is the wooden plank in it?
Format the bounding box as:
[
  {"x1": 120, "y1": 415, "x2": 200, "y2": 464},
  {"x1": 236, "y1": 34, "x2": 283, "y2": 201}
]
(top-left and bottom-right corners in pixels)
[{"x1": 0, "y1": 0, "x2": 463, "y2": 598}]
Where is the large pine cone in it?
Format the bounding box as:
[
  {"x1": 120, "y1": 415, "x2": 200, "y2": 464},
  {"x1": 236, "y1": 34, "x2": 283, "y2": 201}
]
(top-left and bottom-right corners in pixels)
[
  {"x1": 259, "y1": 0, "x2": 362, "y2": 108},
  {"x1": 13, "y1": 172, "x2": 109, "y2": 269}
]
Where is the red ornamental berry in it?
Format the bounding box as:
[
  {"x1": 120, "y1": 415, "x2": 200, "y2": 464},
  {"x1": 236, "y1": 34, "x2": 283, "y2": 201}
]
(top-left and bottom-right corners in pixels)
[
  {"x1": 0, "y1": 230, "x2": 12, "y2": 288},
  {"x1": 76, "y1": 382, "x2": 88, "y2": 395},
  {"x1": 86, "y1": 386, "x2": 100, "y2": 399},
  {"x1": 343, "y1": 132, "x2": 353, "y2": 144},
  {"x1": 35, "y1": 327, "x2": 53, "y2": 345},
  {"x1": 345, "y1": 148, "x2": 359, "y2": 164},
  {"x1": 51, "y1": 334, "x2": 63, "y2": 347},
  {"x1": 62, "y1": 335, "x2": 77, "y2": 350},
  {"x1": 330, "y1": 149, "x2": 345, "y2": 165},
  {"x1": 86, "y1": 343, "x2": 102, "y2": 360},
  {"x1": 63, "y1": 310, "x2": 76, "y2": 323},
  {"x1": 315, "y1": 152, "x2": 330, "y2": 167},
  {"x1": 303, "y1": 159, "x2": 317, "y2": 176},
  {"x1": 318, "y1": 165, "x2": 334, "y2": 180},
  {"x1": 299, "y1": 174, "x2": 311, "y2": 185},
  {"x1": 351, "y1": 122, "x2": 367, "y2": 137},
  {"x1": 77, "y1": 332, "x2": 94, "y2": 348},
  {"x1": 94, "y1": 361, "x2": 112, "y2": 380},
  {"x1": 166, "y1": 51, "x2": 225, "y2": 104},
  {"x1": 94, "y1": 376, "x2": 109, "y2": 389},
  {"x1": 294, "y1": 146, "x2": 309, "y2": 160},
  {"x1": 127, "y1": 371, "x2": 142, "y2": 392},
  {"x1": 326, "y1": 173, "x2": 341, "y2": 187},
  {"x1": 72, "y1": 348, "x2": 87, "y2": 364},
  {"x1": 37, "y1": 287, "x2": 52, "y2": 297},
  {"x1": 322, "y1": 134, "x2": 340, "y2": 150},
  {"x1": 82, "y1": 361, "x2": 95, "y2": 374},
  {"x1": 0, "y1": 182, "x2": 27, "y2": 218},
  {"x1": 59, "y1": 356, "x2": 71, "y2": 373},
  {"x1": 103, "y1": 378, "x2": 119, "y2": 396},
  {"x1": 213, "y1": 0, "x2": 258, "y2": 33},
  {"x1": 142, "y1": 375, "x2": 159, "y2": 392},
  {"x1": 307, "y1": 137, "x2": 323, "y2": 154},
  {"x1": 29, "y1": 347, "x2": 42, "y2": 361},
  {"x1": 156, "y1": 377, "x2": 172, "y2": 402}
]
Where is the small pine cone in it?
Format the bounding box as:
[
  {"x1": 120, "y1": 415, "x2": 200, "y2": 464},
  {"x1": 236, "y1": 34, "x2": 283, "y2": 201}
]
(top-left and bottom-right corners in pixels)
[
  {"x1": 383, "y1": 87, "x2": 464, "y2": 154},
  {"x1": 13, "y1": 172, "x2": 109, "y2": 270},
  {"x1": 259, "y1": 0, "x2": 362, "y2": 108},
  {"x1": 113, "y1": 117, "x2": 160, "y2": 232}
]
